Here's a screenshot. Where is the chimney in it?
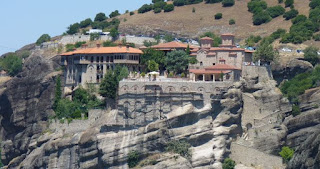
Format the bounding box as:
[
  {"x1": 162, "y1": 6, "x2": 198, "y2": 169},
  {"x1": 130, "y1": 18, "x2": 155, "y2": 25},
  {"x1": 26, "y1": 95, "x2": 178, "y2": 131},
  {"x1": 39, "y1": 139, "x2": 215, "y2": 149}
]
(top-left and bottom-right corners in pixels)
[{"x1": 96, "y1": 43, "x2": 101, "y2": 48}]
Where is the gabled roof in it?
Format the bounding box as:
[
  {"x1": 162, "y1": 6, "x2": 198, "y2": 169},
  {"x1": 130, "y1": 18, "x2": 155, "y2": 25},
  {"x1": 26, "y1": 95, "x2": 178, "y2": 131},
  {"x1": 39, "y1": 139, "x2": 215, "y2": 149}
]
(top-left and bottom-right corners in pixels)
[
  {"x1": 60, "y1": 46, "x2": 143, "y2": 56},
  {"x1": 189, "y1": 69, "x2": 231, "y2": 74},
  {"x1": 151, "y1": 41, "x2": 196, "y2": 49}
]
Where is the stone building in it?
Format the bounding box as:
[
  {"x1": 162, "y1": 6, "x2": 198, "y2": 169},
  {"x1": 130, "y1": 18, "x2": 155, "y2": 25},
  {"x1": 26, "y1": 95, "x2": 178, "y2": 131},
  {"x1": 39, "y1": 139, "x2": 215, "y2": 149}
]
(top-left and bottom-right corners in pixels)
[
  {"x1": 190, "y1": 34, "x2": 254, "y2": 69},
  {"x1": 149, "y1": 41, "x2": 196, "y2": 54},
  {"x1": 189, "y1": 64, "x2": 241, "y2": 82},
  {"x1": 60, "y1": 44, "x2": 143, "y2": 88}
]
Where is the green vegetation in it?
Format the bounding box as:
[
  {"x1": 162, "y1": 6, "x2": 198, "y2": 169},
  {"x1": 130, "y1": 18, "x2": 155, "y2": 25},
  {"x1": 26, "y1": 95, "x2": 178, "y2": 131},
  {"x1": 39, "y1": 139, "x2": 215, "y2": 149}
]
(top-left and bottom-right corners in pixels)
[
  {"x1": 143, "y1": 40, "x2": 159, "y2": 47},
  {"x1": 79, "y1": 18, "x2": 93, "y2": 28},
  {"x1": 109, "y1": 10, "x2": 120, "y2": 18},
  {"x1": 174, "y1": 0, "x2": 185, "y2": 6},
  {"x1": 313, "y1": 34, "x2": 320, "y2": 41},
  {"x1": 304, "y1": 46, "x2": 319, "y2": 66},
  {"x1": 222, "y1": 158, "x2": 236, "y2": 169},
  {"x1": 285, "y1": 0, "x2": 294, "y2": 8},
  {"x1": 53, "y1": 76, "x2": 62, "y2": 110},
  {"x1": 292, "y1": 104, "x2": 301, "y2": 116},
  {"x1": 110, "y1": 27, "x2": 119, "y2": 40},
  {"x1": 99, "y1": 66, "x2": 129, "y2": 99},
  {"x1": 283, "y1": 9, "x2": 298, "y2": 20},
  {"x1": 154, "y1": 8, "x2": 162, "y2": 13},
  {"x1": 200, "y1": 32, "x2": 222, "y2": 47},
  {"x1": 103, "y1": 40, "x2": 117, "y2": 47},
  {"x1": 279, "y1": 146, "x2": 294, "y2": 163},
  {"x1": 130, "y1": 11, "x2": 135, "y2": 15},
  {"x1": 164, "y1": 4, "x2": 175, "y2": 12},
  {"x1": 229, "y1": 19, "x2": 236, "y2": 25},
  {"x1": 65, "y1": 44, "x2": 76, "y2": 52},
  {"x1": 245, "y1": 35, "x2": 262, "y2": 46},
  {"x1": 128, "y1": 150, "x2": 141, "y2": 168},
  {"x1": 247, "y1": 0, "x2": 268, "y2": 13},
  {"x1": 192, "y1": 7, "x2": 196, "y2": 13},
  {"x1": 75, "y1": 41, "x2": 86, "y2": 48},
  {"x1": 310, "y1": 0, "x2": 320, "y2": 9},
  {"x1": 222, "y1": 0, "x2": 235, "y2": 7},
  {"x1": 164, "y1": 34, "x2": 174, "y2": 42},
  {"x1": 165, "y1": 50, "x2": 189, "y2": 74},
  {"x1": 215, "y1": 13, "x2": 223, "y2": 19},
  {"x1": 95, "y1": 12, "x2": 107, "y2": 22},
  {"x1": 206, "y1": 0, "x2": 223, "y2": 3},
  {"x1": 266, "y1": 5, "x2": 285, "y2": 18},
  {"x1": 36, "y1": 34, "x2": 51, "y2": 45},
  {"x1": 147, "y1": 60, "x2": 159, "y2": 72},
  {"x1": 141, "y1": 48, "x2": 165, "y2": 71},
  {"x1": 67, "y1": 23, "x2": 80, "y2": 35},
  {"x1": 138, "y1": 4, "x2": 153, "y2": 13},
  {"x1": 153, "y1": 1, "x2": 166, "y2": 9},
  {"x1": 253, "y1": 11, "x2": 272, "y2": 25},
  {"x1": 253, "y1": 40, "x2": 278, "y2": 63},
  {"x1": 0, "y1": 53, "x2": 23, "y2": 76},
  {"x1": 165, "y1": 140, "x2": 191, "y2": 158},
  {"x1": 280, "y1": 66, "x2": 320, "y2": 104}
]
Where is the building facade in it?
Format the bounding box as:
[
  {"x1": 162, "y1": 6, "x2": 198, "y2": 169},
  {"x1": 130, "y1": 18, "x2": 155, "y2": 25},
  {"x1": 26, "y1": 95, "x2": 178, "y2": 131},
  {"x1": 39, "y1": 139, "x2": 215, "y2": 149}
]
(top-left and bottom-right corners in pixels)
[
  {"x1": 190, "y1": 34, "x2": 253, "y2": 69},
  {"x1": 60, "y1": 44, "x2": 143, "y2": 88}
]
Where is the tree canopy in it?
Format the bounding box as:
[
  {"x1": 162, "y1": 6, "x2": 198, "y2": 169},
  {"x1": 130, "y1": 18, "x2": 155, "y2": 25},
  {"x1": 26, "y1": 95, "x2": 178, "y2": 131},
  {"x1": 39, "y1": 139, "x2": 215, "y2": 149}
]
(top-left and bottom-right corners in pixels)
[
  {"x1": 36, "y1": 34, "x2": 51, "y2": 45},
  {"x1": 94, "y1": 12, "x2": 107, "y2": 22},
  {"x1": 165, "y1": 50, "x2": 189, "y2": 74},
  {"x1": 304, "y1": 46, "x2": 319, "y2": 66},
  {"x1": 253, "y1": 41, "x2": 278, "y2": 63},
  {"x1": 0, "y1": 53, "x2": 23, "y2": 76}
]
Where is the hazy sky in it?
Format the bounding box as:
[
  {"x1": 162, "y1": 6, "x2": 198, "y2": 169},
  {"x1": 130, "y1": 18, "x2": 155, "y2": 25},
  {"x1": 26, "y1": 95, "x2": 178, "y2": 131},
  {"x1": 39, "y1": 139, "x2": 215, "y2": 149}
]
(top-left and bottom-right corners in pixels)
[{"x1": 0, "y1": 0, "x2": 151, "y2": 55}]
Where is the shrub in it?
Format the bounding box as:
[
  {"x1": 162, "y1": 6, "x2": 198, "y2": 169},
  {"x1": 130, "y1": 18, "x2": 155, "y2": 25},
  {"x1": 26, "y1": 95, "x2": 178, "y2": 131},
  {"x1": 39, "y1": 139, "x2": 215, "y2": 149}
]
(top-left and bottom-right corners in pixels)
[
  {"x1": 292, "y1": 104, "x2": 301, "y2": 116},
  {"x1": 222, "y1": 0, "x2": 235, "y2": 7},
  {"x1": 291, "y1": 15, "x2": 307, "y2": 24},
  {"x1": 313, "y1": 34, "x2": 320, "y2": 41},
  {"x1": 79, "y1": 18, "x2": 93, "y2": 28},
  {"x1": 187, "y1": 0, "x2": 203, "y2": 4},
  {"x1": 304, "y1": 46, "x2": 319, "y2": 66},
  {"x1": 127, "y1": 150, "x2": 141, "y2": 168},
  {"x1": 173, "y1": 0, "x2": 185, "y2": 6},
  {"x1": 283, "y1": 9, "x2": 298, "y2": 20},
  {"x1": 66, "y1": 23, "x2": 80, "y2": 35},
  {"x1": 141, "y1": 72, "x2": 146, "y2": 77},
  {"x1": 164, "y1": 4, "x2": 175, "y2": 12},
  {"x1": 229, "y1": 19, "x2": 236, "y2": 25},
  {"x1": 247, "y1": 0, "x2": 268, "y2": 13},
  {"x1": 181, "y1": 72, "x2": 186, "y2": 78},
  {"x1": 138, "y1": 4, "x2": 153, "y2": 13},
  {"x1": 285, "y1": 0, "x2": 294, "y2": 8},
  {"x1": 215, "y1": 13, "x2": 223, "y2": 19},
  {"x1": 205, "y1": 0, "x2": 222, "y2": 3},
  {"x1": 36, "y1": 34, "x2": 51, "y2": 45},
  {"x1": 310, "y1": 0, "x2": 320, "y2": 9},
  {"x1": 165, "y1": 140, "x2": 191, "y2": 158},
  {"x1": 109, "y1": 10, "x2": 120, "y2": 18},
  {"x1": 192, "y1": 7, "x2": 196, "y2": 13},
  {"x1": 103, "y1": 40, "x2": 117, "y2": 47},
  {"x1": 153, "y1": 1, "x2": 167, "y2": 9},
  {"x1": 253, "y1": 11, "x2": 272, "y2": 25},
  {"x1": 222, "y1": 158, "x2": 236, "y2": 169},
  {"x1": 168, "y1": 72, "x2": 174, "y2": 77},
  {"x1": 130, "y1": 11, "x2": 134, "y2": 16},
  {"x1": 279, "y1": 146, "x2": 294, "y2": 163},
  {"x1": 278, "y1": 0, "x2": 283, "y2": 3},
  {"x1": 270, "y1": 29, "x2": 286, "y2": 40},
  {"x1": 164, "y1": 34, "x2": 174, "y2": 42},
  {"x1": 266, "y1": 5, "x2": 285, "y2": 18},
  {"x1": 154, "y1": 8, "x2": 162, "y2": 13},
  {"x1": 75, "y1": 41, "x2": 86, "y2": 48},
  {"x1": 0, "y1": 53, "x2": 23, "y2": 76},
  {"x1": 199, "y1": 32, "x2": 222, "y2": 46},
  {"x1": 245, "y1": 35, "x2": 262, "y2": 46}
]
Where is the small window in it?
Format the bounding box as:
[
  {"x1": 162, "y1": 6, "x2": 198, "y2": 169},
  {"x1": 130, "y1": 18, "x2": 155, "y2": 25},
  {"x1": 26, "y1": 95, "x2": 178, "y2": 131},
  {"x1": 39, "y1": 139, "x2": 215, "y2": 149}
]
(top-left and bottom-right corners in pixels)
[{"x1": 200, "y1": 62, "x2": 203, "y2": 66}]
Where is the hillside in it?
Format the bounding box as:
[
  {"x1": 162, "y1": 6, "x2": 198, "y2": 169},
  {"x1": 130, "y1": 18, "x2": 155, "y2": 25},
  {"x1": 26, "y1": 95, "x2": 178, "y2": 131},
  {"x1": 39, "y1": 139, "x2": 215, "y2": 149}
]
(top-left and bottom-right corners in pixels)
[{"x1": 117, "y1": 0, "x2": 310, "y2": 40}]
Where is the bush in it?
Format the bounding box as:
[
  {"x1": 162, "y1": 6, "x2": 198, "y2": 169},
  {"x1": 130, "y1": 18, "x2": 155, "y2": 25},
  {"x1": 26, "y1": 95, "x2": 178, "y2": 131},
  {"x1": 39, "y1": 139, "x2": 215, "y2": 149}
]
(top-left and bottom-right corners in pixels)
[
  {"x1": 313, "y1": 34, "x2": 320, "y2": 41},
  {"x1": 199, "y1": 32, "x2": 222, "y2": 47},
  {"x1": 153, "y1": 1, "x2": 167, "y2": 9},
  {"x1": 304, "y1": 46, "x2": 319, "y2": 66},
  {"x1": 154, "y1": 8, "x2": 162, "y2": 13},
  {"x1": 66, "y1": 23, "x2": 80, "y2": 35},
  {"x1": 215, "y1": 13, "x2": 223, "y2": 19},
  {"x1": 0, "y1": 53, "x2": 22, "y2": 76},
  {"x1": 103, "y1": 40, "x2": 117, "y2": 47},
  {"x1": 283, "y1": 9, "x2": 298, "y2": 20},
  {"x1": 164, "y1": 4, "x2": 175, "y2": 12},
  {"x1": 222, "y1": 0, "x2": 235, "y2": 7},
  {"x1": 127, "y1": 150, "x2": 141, "y2": 168},
  {"x1": 253, "y1": 11, "x2": 272, "y2": 25},
  {"x1": 266, "y1": 5, "x2": 285, "y2": 18},
  {"x1": 36, "y1": 34, "x2": 51, "y2": 45},
  {"x1": 187, "y1": 0, "x2": 203, "y2": 4},
  {"x1": 292, "y1": 104, "x2": 301, "y2": 116},
  {"x1": 138, "y1": 4, "x2": 153, "y2": 13},
  {"x1": 279, "y1": 146, "x2": 294, "y2": 163},
  {"x1": 229, "y1": 19, "x2": 236, "y2": 25},
  {"x1": 247, "y1": 0, "x2": 268, "y2": 13},
  {"x1": 173, "y1": 0, "x2": 185, "y2": 6},
  {"x1": 109, "y1": 10, "x2": 120, "y2": 18},
  {"x1": 278, "y1": 0, "x2": 283, "y2": 3},
  {"x1": 75, "y1": 41, "x2": 86, "y2": 48},
  {"x1": 285, "y1": 0, "x2": 294, "y2": 8},
  {"x1": 130, "y1": 11, "x2": 135, "y2": 16},
  {"x1": 222, "y1": 158, "x2": 236, "y2": 169},
  {"x1": 245, "y1": 35, "x2": 262, "y2": 46},
  {"x1": 192, "y1": 7, "x2": 196, "y2": 13},
  {"x1": 165, "y1": 140, "x2": 191, "y2": 158},
  {"x1": 79, "y1": 18, "x2": 92, "y2": 28},
  {"x1": 181, "y1": 72, "x2": 186, "y2": 78},
  {"x1": 205, "y1": 0, "x2": 222, "y2": 3},
  {"x1": 291, "y1": 15, "x2": 307, "y2": 24}
]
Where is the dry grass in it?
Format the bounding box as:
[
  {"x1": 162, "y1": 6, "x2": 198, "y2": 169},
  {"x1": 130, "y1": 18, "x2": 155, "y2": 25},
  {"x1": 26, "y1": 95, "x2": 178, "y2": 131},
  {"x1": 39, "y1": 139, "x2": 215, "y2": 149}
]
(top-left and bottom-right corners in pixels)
[
  {"x1": 118, "y1": 0, "x2": 309, "y2": 39},
  {"x1": 0, "y1": 76, "x2": 11, "y2": 85}
]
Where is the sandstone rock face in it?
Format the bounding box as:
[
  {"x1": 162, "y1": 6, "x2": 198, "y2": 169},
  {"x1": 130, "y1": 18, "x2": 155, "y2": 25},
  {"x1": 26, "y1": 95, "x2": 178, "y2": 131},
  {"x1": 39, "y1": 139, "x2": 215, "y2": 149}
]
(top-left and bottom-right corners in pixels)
[{"x1": 0, "y1": 55, "x2": 60, "y2": 165}]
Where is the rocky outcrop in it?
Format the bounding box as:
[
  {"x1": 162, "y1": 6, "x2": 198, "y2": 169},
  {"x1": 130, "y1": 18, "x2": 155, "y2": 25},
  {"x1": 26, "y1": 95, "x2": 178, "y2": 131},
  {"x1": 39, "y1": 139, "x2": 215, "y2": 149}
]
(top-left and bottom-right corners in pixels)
[{"x1": 0, "y1": 55, "x2": 60, "y2": 165}]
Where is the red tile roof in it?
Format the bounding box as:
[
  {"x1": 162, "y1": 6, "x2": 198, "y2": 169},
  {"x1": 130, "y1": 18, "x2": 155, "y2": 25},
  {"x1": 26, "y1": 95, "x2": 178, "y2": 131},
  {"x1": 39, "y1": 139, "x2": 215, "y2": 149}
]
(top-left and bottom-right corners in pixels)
[
  {"x1": 221, "y1": 33, "x2": 235, "y2": 37},
  {"x1": 189, "y1": 69, "x2": 231, "y2": 74},
  {"x1": 151, "y1": 41, "x2": 196, "y2": 49},
  {"x1": 245, "y1": 50, "x2": 255, "y2": 53},
  {"x1": 209, "y1": 47, "x2": 245, "y2": 51},
  {"x1": 200, "y1": 37, "x2": 213, "y2": 40},
  {"x1": 60, "y1": 46, "x2": 143, "y2": 56},
  {"x1": 205, "y1": 64, "x2": 241, "y2": 70}
]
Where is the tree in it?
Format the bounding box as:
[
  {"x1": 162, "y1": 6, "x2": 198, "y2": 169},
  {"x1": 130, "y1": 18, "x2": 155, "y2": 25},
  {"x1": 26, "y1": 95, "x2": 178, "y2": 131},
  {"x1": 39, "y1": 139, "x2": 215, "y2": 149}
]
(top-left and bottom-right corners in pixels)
[
  {"x1": 36, "y1": 34, "x2": 51, "y2": 45},
  {"x1": 127, "y1": 150, "x2": 141, "y2": 168},
  {"x1": 0, "y1": 53, "x2": 22, "y2": 76},
  {"x1": 110, "y1": 27, "x2": 119, "y2": 41},
  {"x1": 130, "y1": 11, "x2": 135, "y2": 16},
  {"x1": 53, "y1": 76, "x2": 62, "y2": 110},
  {"x1": 79, "y1": 18, "x2": 92, "y2": 28},
  {"x1": 253, "y1": 11, "x2": 272, "y2": 25},
  {"x1": 304, "y1": 46, "x2": 319, "y2": 66},
  {"x1": 138, "y1": 4, "x2": 153, "y2": 13},
  {"x1": 173, "y1": 0, "x2": 185, "y2": 6},
  {"x1": 164, "y1": 34, "x2": 174, "y2": 42},
  {"x1": 222, "y1": 158, "x2": 236, "y2": 169},
  {"x1": 229, "y1": 19, "x2": 236, "y2": 25},
  {"x1": 189, "y1": 57, "x2": 198, "y2": 64},
  {"x1": 285, "y1": 0, "x2": 294, "y2": 8},
  {"x1": 266, "y1": 5, "x2": 285, "y2": 18},
  {"x1": 214, "y1": 13, "x2": 223, "y2": 19},
  {"x1": 279, "y1": 146, "x2": 294, "y2": 163},
  {"x1": 165, "y1": 50, "x2": 189, "y2": 74},
  {"x1": 109, "y1": 10, "x2": 120, "y2": 18},
  {"x1": 283, "y1": 9, "x2": 298, "y2": 20},
  {"x1": 153, "y1": 1, "x2": 167, "y2": 9},
  {"x1": 222, "y1": 0, "x2": 235, "y2": 7},
  {"x1": 94, "y1": 12, "x2": 107, "y2": 22},
  {"x1": 164, "y1": 4, "x2": 175, "y2": 12},
  {"x1": 205, "y1": 0, "x2": 222, "y2": 3},
  {"x1": 147, "y1": 60, "x2": 159, "y2": 71},
  {"x1": 253, "y1": 41, "x2": 278, "y2": 63},
  {"x1": 141, "y1": 48, "x2": 165, "y2": 71},
  {"x1": 310, "y1": 0, "x2": 320, "y2": 9},
  {"x1": 200, "y1": 32, "x2": 222, "y2": 47},
  {"x1": 103, "y1": 40, "x2": 117, "y2": 47},
  {"x1": 154, "y1": 8, "x2": 162, "y2": 13},
  {"x1": 66, "y1": 23, "x2": 80, "y2": 35}
]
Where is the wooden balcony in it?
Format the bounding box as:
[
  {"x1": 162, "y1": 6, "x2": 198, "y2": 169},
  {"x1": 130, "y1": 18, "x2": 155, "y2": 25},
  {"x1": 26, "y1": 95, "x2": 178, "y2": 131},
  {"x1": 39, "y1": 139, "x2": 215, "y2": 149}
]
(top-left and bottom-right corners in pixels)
[{"x1": 113, "y1": 59, "x2": 139, "y2": 64}]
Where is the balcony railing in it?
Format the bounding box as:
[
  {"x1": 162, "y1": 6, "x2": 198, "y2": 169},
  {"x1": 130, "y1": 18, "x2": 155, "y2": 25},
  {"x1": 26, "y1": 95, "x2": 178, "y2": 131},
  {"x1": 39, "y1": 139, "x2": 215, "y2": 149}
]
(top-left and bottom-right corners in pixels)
[{"x1": 113, "y1": 59, "x2": 139, "y2": 64}]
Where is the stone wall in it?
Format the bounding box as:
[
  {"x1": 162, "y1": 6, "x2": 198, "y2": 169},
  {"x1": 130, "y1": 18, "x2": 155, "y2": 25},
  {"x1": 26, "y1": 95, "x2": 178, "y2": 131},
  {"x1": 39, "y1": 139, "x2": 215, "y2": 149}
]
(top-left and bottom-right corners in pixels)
[
  {"x1": 118, "y1": 80, "x2": 233, "y2": 126},
  {"x1": 230, "y1": 142, "x2": 284, "y2": 169},
  {"x1": 59, "y1": 35, "x2": 112, "y2": 45}
]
